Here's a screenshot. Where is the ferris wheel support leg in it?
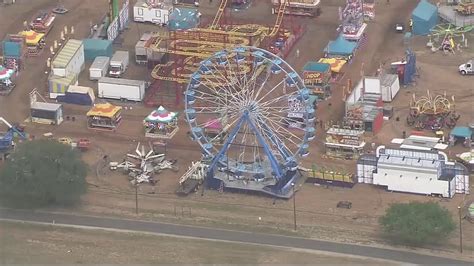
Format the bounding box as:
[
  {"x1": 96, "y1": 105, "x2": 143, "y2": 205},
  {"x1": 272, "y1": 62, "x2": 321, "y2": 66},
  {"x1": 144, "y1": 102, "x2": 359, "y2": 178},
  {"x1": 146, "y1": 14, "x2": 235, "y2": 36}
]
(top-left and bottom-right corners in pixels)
[
  {"x1": 205, "y1": 115, "x2": 246, "y2": 189},
  {"x1": 246, "y1": 116, "x2": 283, "y2": 179}
]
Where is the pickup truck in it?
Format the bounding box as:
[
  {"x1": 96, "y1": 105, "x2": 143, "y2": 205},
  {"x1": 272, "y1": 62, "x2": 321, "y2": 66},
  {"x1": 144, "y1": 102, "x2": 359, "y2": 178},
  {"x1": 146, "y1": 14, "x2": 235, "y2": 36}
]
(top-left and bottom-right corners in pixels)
[{"x1": 459, "y1": 59, "x2": 474, "y2": 75}]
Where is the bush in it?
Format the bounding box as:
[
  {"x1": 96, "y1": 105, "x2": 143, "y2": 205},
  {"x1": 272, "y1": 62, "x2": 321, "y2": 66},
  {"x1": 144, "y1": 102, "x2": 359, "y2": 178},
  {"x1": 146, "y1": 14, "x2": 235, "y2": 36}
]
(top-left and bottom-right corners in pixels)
[
  {"x1": 379, "y1": 201, "x2": 456, "y2": 246},
  {"x1": 0, "y1": 140, "x2": 87, "y2": 208}
]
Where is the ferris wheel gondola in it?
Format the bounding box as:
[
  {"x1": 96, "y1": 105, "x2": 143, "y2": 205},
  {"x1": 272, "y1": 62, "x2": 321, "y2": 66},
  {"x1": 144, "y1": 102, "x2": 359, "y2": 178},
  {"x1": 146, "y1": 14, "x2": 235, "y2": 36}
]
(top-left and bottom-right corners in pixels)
[{"x1": 184, "y1": 46, "x2": 315, "y2": 198}]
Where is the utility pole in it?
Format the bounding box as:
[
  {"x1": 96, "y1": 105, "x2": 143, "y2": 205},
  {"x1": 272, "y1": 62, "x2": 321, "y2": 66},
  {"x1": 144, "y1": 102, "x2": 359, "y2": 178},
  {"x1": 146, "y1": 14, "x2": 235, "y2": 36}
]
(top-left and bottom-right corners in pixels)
[
  {"x1": 135, "y1": 183, "x2": 139, "y2": 215},
  {"x1": 458, "y1": 206, "x2": 463, "y2": 253},
  {"x1": 292, "y1": 182, "x2": 297, "y2": 231}
]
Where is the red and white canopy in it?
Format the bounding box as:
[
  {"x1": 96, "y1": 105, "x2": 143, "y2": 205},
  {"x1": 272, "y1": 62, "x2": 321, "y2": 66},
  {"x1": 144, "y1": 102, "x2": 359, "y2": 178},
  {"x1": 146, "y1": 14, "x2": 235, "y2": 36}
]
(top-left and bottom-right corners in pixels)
[
  {"x1": 0, "y1": 66, "x2": 14, "y2": 81},
  {"x1": 145, "y1": 106, "x2": 178, "y2": 123}
]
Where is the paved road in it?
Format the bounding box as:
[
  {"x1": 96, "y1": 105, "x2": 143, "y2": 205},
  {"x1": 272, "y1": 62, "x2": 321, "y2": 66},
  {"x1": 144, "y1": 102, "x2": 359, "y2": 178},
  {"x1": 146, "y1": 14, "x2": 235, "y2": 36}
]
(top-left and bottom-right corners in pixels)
[{"x1": 0, "y1": 208, "x2": 470, "y2": 265}]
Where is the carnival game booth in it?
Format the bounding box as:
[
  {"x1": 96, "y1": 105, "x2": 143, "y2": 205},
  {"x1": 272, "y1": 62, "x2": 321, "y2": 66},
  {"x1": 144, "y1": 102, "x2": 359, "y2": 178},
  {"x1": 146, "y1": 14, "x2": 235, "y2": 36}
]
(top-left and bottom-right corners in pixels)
[
  {"x1": 0, "y1": 65, "x2": 15, "y2": 95},
  {"x1": 2, "y1": 34, "x2": 26, "y2": 72},
  {"x1": 302, "y1": 62, "x2": 332, "y2": 99},
  {"x1": 144, "y1": 106, "x2": 179, "y2": 139},
  {"x1": 30, "y1": 101, "x2": 64, "y2": 125},
  {"x1": 325, "y1": 127, "x2": 366, "y2": 160},
  {"x1": 324, "y1": 35, "x2": 357, "y2": 60},
  {"x1": 86, "y1": 103, "x2": 122, "y2": 131},
  {"x1": 18, "y1": 30, "x2": 45, "y2": 57}
]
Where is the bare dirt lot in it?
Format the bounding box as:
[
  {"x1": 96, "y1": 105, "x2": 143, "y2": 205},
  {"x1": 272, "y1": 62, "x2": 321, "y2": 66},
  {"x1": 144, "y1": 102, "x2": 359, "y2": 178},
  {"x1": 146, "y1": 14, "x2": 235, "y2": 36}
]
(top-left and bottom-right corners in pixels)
[
  {"x1": 1, "y1": 0, "x2": 473, "y2": 260},
  {"x1": 0, "y1": 221, "x2": 398, "y2": 265}
]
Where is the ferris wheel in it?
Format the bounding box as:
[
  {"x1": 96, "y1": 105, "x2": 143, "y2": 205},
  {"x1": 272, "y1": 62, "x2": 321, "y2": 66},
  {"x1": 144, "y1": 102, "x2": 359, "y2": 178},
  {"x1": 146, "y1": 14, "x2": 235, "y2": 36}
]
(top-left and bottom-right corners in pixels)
[{"x1": 184, "y1": 46, "x2": 316, "y2": 198}]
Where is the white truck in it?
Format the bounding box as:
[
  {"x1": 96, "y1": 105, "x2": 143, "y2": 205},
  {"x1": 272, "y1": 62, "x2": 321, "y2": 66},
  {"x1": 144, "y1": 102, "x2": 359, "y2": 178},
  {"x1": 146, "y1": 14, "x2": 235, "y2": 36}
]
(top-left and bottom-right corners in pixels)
[
  {"x1": 89, "y1": 56, "x2": 110, "y2": 80},
  {"x1": 109, "y1": 51, "x2": 129, "y2": 78},
  {"x1": 135, "y1": 32, "x2": 152, "y2": 65},
  {"x1": 98, "y1": 77, "x2": 147, "y2": 102},
  {"x1": 459, "y1": 59, "x2": 474, "y2": 75}
]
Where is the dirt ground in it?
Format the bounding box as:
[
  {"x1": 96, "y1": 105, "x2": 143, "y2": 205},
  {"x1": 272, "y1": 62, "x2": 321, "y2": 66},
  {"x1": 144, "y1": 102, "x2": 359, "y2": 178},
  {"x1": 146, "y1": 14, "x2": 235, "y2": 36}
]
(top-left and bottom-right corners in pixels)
[
  {"x1": 0, "y1": 221, "x2": 397, "y2": 265},
  {"x1": 1, "y1": 0, "x2": 474, "y2": 259}
]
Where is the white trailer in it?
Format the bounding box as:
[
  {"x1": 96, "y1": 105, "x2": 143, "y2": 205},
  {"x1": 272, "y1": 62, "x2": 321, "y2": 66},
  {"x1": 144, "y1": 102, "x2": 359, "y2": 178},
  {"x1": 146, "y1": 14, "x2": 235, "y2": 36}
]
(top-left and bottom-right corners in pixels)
[
  {"x1": 379, "y1": 74, "x2": 400, "y2": 102},
  {"x1": 98, "y1": 77, "x2": 146, "y2": 102},
  {"x1": 135, "y1": 32, "x2": 152, "y2": 65},
  {"x1": 52, "y1": 39, "x2": 84, "y2": 78},
  {"x1": 133, "y1": 0, "x2": 172, "y2": 25},
  {"x1": 89, "y1": 56, "x2": 110, "y2": 80},
  {"x1": 109, "y1": 51, "x2": 129, "y2": 78}
]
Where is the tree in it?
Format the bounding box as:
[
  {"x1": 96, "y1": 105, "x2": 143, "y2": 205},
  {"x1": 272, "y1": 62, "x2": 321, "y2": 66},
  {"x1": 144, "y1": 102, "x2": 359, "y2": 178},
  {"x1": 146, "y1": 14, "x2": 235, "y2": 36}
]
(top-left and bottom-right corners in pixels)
[
  {"x1": 379, "y1": 201, "x2": 456, "y2": 246},
  {"x1": 0, "y1": 140, "x2": 87, "y2": 208}
]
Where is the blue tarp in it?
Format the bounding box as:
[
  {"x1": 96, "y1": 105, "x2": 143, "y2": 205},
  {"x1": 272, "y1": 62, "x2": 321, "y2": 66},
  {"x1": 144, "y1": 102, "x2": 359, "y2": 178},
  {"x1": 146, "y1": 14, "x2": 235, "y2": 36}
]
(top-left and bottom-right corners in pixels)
[
  {"x1": 450, "y1": 127, "x2": 472, "y2": 139},
  {"x1": 168, "y1": 7, "x2": 200, "y2": 31},
  {"x1": 303, "y1": 62, "x2": 330, "y2": 73},
  {"x1": 324, "y1": 34, "x2": 357, "y2": 56},
  {"x1": 411, "y1": 0, "x2": 438, "y2": 35}
]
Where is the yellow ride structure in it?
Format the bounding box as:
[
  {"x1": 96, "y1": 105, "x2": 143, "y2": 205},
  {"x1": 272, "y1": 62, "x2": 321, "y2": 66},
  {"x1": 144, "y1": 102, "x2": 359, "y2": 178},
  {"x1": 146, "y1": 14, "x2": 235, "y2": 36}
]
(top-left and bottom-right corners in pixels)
[{"x1": 150, "y1": 0, "x2": 289, "y2": 85}]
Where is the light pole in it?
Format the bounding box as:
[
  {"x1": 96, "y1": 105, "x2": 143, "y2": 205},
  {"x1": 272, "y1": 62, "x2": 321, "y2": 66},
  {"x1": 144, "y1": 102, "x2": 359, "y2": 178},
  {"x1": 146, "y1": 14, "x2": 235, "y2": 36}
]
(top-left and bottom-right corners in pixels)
[
  {"x1": 458, "y1": 206, "x2": 463, "y2": 253},
  {"x1": 291, "y1": 182, "x2": 297, "y2": 231}
]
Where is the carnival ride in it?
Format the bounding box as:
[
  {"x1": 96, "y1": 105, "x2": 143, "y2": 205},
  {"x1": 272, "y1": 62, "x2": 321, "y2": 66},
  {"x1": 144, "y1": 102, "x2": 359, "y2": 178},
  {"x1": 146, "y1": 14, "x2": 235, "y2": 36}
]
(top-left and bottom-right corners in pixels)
[
  {"x1": 428, "y1": 24, "x2": 473, "y2": 52},
  {"x1": 339, "y1": 0, "x2": 367, "y2": 41},
  {"x1": 146, "y1": 0, "x2": 291, "y2": 105},
  {"x1": 109, "y1": 142, "x2": 178, "y2": 184},
  {"x1": 0, "y1": 117, "x2": 26, "y2": 152},
  {"x1": 184, "y1": 46, "x2": 315, "y2": 198},
  {"x1": 407, "y1": 92, "x2": 460, "y2": 130}
]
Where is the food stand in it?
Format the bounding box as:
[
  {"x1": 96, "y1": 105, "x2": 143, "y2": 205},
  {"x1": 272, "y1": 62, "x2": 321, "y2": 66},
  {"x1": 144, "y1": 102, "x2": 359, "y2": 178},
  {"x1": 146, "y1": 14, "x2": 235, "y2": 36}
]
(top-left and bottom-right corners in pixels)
[
  {"x1": 18, "y1": 30, "x2": 45, "y2": 57},
  {"x1": 325, "y1": 127, "x2": 366, "y2": 159},
  {"x1": 302, "y1": 61, "x2": 332, "y2": 99},
  {"x1": 0, "y1": 65, "x2": 15, "y2": 95},
  {"x1": 86, "y1": 103, "x2": 122, "y2": 131},
  {"x1": 144, "y1": 106, "x2": 179, "y2": 139}
]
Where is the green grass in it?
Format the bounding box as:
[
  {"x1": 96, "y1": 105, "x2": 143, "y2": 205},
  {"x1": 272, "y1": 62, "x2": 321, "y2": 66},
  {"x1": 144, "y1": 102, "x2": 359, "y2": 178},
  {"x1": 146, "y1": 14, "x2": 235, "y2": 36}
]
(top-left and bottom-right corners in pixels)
[{"x1": 0, "y1": 221, "x2": 390, "y2": 265}]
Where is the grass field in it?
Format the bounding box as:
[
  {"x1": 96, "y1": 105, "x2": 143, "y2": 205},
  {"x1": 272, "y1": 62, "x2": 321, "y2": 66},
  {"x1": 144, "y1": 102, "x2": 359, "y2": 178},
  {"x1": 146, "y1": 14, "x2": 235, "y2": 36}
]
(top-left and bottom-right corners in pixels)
[{"x1": 0, "y1": 221, "x2": 396, "y2": 265}]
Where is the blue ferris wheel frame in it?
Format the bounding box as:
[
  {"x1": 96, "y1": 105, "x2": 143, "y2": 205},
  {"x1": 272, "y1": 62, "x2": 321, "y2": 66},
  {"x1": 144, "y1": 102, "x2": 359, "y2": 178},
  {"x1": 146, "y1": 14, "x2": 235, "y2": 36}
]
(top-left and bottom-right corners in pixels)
[{"x1": 184, "y1": 46, "x2": 316, "y2": 197}]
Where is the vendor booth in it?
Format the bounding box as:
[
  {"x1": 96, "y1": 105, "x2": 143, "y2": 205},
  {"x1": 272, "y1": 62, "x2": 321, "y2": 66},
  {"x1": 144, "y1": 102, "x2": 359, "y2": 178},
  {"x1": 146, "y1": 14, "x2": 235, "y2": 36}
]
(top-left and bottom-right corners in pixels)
[
  {"x1": 0, "y1": 65, "x2": 15, "y2": 95},
  {"x1": 144, "y1": 106, "x2": 179, "y2": 139},
  {"x1": 324, "y1": 34, "x2": 357, "y2": 59},
  {"x1": 18, "y1": 30, "x2": 45, "y2": 57},
  {"x1": 87, "y1": 103, "x2": 122, "y2": 131},
  {"x1": 325, "y1": 127, "x2": 366, "y2": 160},
  {"x1": 302, "y1": 62, "x2": 332, "y2": 99},
  {"x1": 30, "y1": 101, "x2": 64, "y2": 125}
]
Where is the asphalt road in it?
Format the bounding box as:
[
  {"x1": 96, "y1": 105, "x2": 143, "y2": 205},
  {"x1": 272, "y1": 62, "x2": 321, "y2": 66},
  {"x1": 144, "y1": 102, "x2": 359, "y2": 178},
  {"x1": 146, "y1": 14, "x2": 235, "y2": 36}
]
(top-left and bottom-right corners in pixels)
[{"x1": 0, "y1": 208, "x2": 470, "y2": 265}]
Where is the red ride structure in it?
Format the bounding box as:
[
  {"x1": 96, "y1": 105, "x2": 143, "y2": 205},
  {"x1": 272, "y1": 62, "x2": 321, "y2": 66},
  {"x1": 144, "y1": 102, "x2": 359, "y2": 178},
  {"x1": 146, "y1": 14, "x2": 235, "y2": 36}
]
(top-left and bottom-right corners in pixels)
[{"x1": 29, "y1": 10, "x2": 56, "y2": 36}]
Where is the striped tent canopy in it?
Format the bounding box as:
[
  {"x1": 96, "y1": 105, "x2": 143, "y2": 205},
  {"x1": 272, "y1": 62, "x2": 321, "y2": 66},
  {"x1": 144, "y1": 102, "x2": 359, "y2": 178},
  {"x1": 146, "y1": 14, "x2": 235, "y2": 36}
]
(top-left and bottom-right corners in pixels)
[
  {"x1": 144, "y1": 106, "x2": 178, "y2": 123},
  {"x1": 0, "y1": 65, "x2": 15, "y2": 80}
]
